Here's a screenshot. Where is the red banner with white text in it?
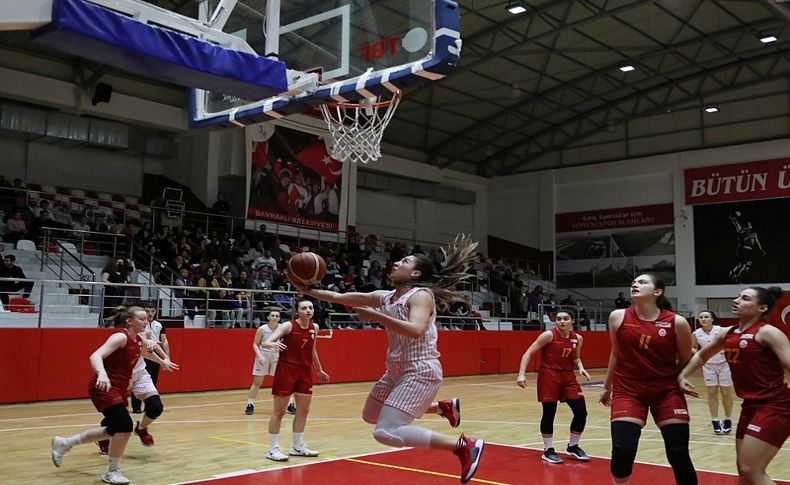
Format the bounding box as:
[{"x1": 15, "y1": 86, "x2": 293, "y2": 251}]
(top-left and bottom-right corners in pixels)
[{"x1": 684, "y1": 158, "x2": 790, "y2": 205}]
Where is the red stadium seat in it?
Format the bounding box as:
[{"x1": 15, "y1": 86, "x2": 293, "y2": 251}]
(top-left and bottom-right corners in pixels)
[{"x1": 8, "y1": 297, "x2": 36, "y2": 313}]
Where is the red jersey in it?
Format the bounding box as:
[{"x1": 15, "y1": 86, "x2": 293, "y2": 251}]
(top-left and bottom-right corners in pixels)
[
  {"x1": 88, "y1": 330, "x2": 142, "y2": 410},
  {"x1": 724, "y1": 321, "x2": 790, "y2": 402},
  {"x1": 615, "y1": 307, "x2": 679, "y2": 380},
  {"x1": 278, "y1": 320, "x2": 316, "y2": 368},
  {"x1": 540, "y1": 328, "x2": 579, "y2": 371}
]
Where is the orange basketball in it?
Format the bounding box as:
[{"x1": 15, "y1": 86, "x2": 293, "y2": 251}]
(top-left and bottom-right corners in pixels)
[{"x1": 287, "y1": 252, "x2": 327, "y2": 285}]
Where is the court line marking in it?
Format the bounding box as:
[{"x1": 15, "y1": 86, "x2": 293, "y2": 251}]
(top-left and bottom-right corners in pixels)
[
  {"x1": 500, "y1": 441, "x2": 790, "y2": 479},
  {"x1": 343, "y1": 457, "x2": 511, "y2": 485}
]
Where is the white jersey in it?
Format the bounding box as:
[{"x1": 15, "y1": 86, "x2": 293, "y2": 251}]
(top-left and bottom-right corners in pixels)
[
  {"x1": 259, "y1": 324, "x2": 279, "y2": 356},
  {"x1": 694, "y1": 325, "x2": 726, "y2": 364},
  {"x1": 146, "y1": 320, "x2": 165, "y2": 342},
  {"x1": 378, "y1": 287, "x2": 439, "y2": 362}
]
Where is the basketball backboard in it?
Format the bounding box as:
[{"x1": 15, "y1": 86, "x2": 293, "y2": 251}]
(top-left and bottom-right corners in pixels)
[{"x1": 189, "y1": 0, "x2": 460, "y2": 128}]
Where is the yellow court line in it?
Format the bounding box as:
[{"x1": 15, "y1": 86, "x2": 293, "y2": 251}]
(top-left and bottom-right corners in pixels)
[
  {"x1": 343, "y1": 457, "x2": 510, "y2": 485},
  {"x1": 209, "y1": 435, "x2": 268, "y2": 447}
]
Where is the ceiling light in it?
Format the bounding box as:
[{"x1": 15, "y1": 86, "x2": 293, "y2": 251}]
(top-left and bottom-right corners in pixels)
[
  {"x1": 506, "y1": 1, "x2": 528, "y2": 14},
  {"x1": 704, "y1": 106, "x2": 719, "y2": 113},
  {"x1": 759, "y1": 33, "x2": 778, "y2": 44},
  {"x1": 619, "y1": 64, "x2": 636, "y2": 72}
]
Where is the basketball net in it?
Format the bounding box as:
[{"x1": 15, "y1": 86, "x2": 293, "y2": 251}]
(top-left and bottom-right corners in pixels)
[{"x1": 319, "y1": 90, "x2": 402, "y2": 164}]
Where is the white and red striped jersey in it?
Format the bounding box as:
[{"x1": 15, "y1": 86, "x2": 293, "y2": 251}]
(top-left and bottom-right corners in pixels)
[{"x1": 378, "y1": 287, "x2": 440, "y2": 362}]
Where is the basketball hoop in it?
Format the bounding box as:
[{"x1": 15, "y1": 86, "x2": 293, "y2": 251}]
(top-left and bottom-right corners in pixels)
[{"x1": 319, "y1": 90, "x2": 402, "y2": 164}]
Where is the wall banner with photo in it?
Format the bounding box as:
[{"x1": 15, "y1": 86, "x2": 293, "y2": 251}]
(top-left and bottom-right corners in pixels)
[
  {"x1": 246, "y1": 124, "x2": 343, "y2": 231},
  {"x1": 555, "y1": 204, "x2": 675, "y2": 288},
  {"x1": 685, "y1": 159, "x2": 790, "y2": 285}
]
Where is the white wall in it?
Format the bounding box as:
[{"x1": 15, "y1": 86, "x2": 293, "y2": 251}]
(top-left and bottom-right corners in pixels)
[{"x1": 488, "y1": 138, "x2": 790, "y2": 314}]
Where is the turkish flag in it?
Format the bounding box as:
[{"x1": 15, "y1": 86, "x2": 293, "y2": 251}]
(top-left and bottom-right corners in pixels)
[
  {"x1": 251, "y1": 141, "x2": 269, "y2": 167},
  {"x1": 296, "y1": 141, "x2": 342, "y2": 184},
  {"x1": 767, "y1": 291, "x2": 790, "y2": 340}
]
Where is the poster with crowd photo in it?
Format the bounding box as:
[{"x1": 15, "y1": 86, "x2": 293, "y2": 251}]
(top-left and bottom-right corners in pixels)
[
  {"x1": 692, "y1": 199, "x2": 790, "y2": 284},
  {"x1": 685, "y1": 158, "x2": 790, "y2": 285},
  {"x1": 246, "y1": 124, "x2": 343, "y2": 231},
  {"x1": 555, "y1": 204, "x2": 676, "y2": 288}
]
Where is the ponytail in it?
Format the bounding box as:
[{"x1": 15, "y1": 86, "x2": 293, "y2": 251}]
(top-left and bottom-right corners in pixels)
[
  {"x1": 410, "y1": 234, "x2": 478, "y2": 300},
  {"x1": 106, "y1": 305, "x2": 144, "y2": 328},
  {"x1": 748, "y1": 286, "x2": 784, "y2": 317}
]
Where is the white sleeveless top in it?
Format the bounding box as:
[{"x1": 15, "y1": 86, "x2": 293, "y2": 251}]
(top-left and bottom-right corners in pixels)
[
  {"x1": 694, "y1": 325, "x2": 726, "y2": 364},
  {"x1": 378, "y1": 287, "x2": 440, "y2": 362},
  {"x1": 259, "y1": 324, "x2": 279, "y2": 355}
]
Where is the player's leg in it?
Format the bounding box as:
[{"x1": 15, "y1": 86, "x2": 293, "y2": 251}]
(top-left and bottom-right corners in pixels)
[
  {"x1": 428, "y1": 397, "x2": 461, "y2": 427},
  {"x1": 657, "y1": 419, "x2": 697, "y2": 485},
  {"x1": 539, "y1": 401, "x2": 562, "y2": 463},
  {"x1": 135, "y1": 392, "x2": 162, "y2": 446},
  {"x1": 735, "y1": 436, "x2": 780, "y2": 485},
  {"x1": 266, "y1": 394, "x2": 291, "y2": 461},
  {"x1": 707, "y1": 385, "x2": 722, "y2": 433},
  {"x1": 246, "y1": 375, "x2": 264, "y2": 414},
  {"x1": 565, "y1": 398, "x2": 589, "y2": 461},
  {"x1": 608, "y1": 387, "x2": 646, "y2": 483},
  {"x1": 717, "y1": 363, "x2": 735, "y2": 434},
  {"x1": 289, "y1": 392, "x2": 319, "y2": 456}
]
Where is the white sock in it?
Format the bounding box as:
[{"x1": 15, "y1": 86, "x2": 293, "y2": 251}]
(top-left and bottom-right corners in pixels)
[
  {"x1": 293, "y1": 432, "x2": 305, "y2": 448},
  {"x1": 268, "y1": 433, "x2": 279, "y2": 449},
  {"x1": 724, "y1": 417, "x2": 731, "y2": 421},
  {"x1": 568, "y1": 433, "x2": 580, "y2": 447},
  {"x1": 247, "y1": 399, "x2": 255, "y2": 405},
  {"x1": 107, "y1": 456, "x2": 122, "y2": 472},
  {"x1": 65, "y1": 435, "x2": 81, "y2": 447},
  {"x1": 543, "y1": 437, "x2": 554, "y2": 450}
]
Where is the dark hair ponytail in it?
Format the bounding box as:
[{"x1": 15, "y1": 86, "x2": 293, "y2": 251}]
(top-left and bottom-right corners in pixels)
[
  {"x1": 747, "y1": 286, "x2": 784, "y2": 317},
  {"x1": 642, "y1": 273, "x2": 673, "y2": 311}
]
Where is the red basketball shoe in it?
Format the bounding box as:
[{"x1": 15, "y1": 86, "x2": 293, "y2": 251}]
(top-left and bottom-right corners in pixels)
[
  {"x1": 134, "y1": 422, "x2": 155, "y2": 447},
  {"x1": 438, "y1": 398, "x2": 461, "y2": 428},
  {"x1": 454, "y1": 434, "x2": 484, "y2": 483},
  {"x1": 97, "y1": 439, "x2": 109, "y2": 455}
]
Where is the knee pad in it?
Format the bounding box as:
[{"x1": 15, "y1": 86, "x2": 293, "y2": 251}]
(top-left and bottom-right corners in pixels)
[
  {"x1": 373, "y1": 427, "x2": 404, "y2": 448},
  {"x1": 540, "y1": 402, "x2": 557, "y2": 435},
  {"x1": 661, "y1": 424, "x2": 697, "y2": 485},
  {"x1": 144, "y1": 395, "x2": 164, "y2": 420},
  {"x1": 567, "y1": 398, "x2": 588, "y2": 433},
  {"x1": 611, "y1": 421, "x2": 641, "y2": 478},
  {"x1": 102, "y1": 405, "x2": 133, "y2": 436}
]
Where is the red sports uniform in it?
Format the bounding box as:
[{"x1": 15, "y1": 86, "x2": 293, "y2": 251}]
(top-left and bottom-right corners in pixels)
[
  {"x1": 724, "y1": 322, "x2": 790, "y2": 448},
  {"x1": 611, "y1": 307, "x2": 689, "y2": 423},
  {"x1": 88, "y1": 330, "x2": 142, "y2": 411},
  {"x1": 537, "y1": 328, "x2": 583, "y2": 402},
  {"x1": 272, "y1": 320, "x2": 317, "y2": 396}
]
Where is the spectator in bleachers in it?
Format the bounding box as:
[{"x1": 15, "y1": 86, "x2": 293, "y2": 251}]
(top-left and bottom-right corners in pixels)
[
  {"x1": 252, "y1": 249, "x2": 278, "y2": 272},
  {"x1": 245, "y1": 240, "x2": 265, "y2": 264},
  {"x1": 252, "y1": 267, "x2": 274, "y2": 290},
  {"x1": 4, "y1": 211, "x2": 28, "y2": 245},
  {"x1": 101, "y1": 257, "x2": 132, "y2": 319},
  {"x1": 29, "y1": 210, "x2": 68, "y2": 240},
  {"x1": 235, "y1": 270, "x2": 253, "y2": 290},
  {"x1": 212, "y1": 192, "x2": 229, "y2": 216},
  {"x1": 188, "y1": 226, "x2": 206, "y2": 247},
  {"x1": 174, "y1": 268, "x2": 199, "y2": 319},
  {"x1": 11, "y1": 178, "x2": 26, "y2": 191},
  {"x1": 544, "y1": 293, "x2": 559, "y2": 316},
  {"x1": 233, "y1": 231, "x2": 251, "y2": 257},
  {"x1": 219, "y1": 269, "x2": 236, "y2": 293},
  {"x1": 32, "y1": 199, "x2": 50, "y2": 218},
  {"x1": 388, "y1": 242, "x2": 405, "y2": 264},
  {"x1": 135, "y1": 221, "x2": 153, "y2": 245},
  {"x1": 224, "y1": 255, "x2": 248, "y2": 278},
  {"x1": 436, "y1": 298, "x2": 453, "y2": 330},
  {"x1": 614, "y1": 291, "x2": 631, "y2": 309},
  {"x1": 0, "y1": 255, "x2": 34, "y2": 306},
  {"x1": 367, "y1": 260, "x2": 383, "y2": 289},
  {"x1": 205, "y1": 288, "x2": 233, "y2": 328},
  {"x1": 71, "y1": 215, "x2": 90, "y2": 236},
  {"x1": 353, "y1": 267, "x2": 377, "y2": 293},
  {"x1": 169, "y1": 254, "x2": 190, "y2": 274},
  {"x1": 271, "y1": 285, "x2": 294, "y2": 317},
  {"x1": 51, "y1": 201, "x2": 72, "y2": 226},
  {"x1": 6, "y1": 195, "x2": 34, "y2": 225}
]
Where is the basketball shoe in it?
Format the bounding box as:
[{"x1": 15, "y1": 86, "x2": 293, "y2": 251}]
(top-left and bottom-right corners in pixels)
[
  {"x1": 50, "y1": 436, "x2": 72, "y2": 467},
  {"x1": 438, "y1": 398, "x2": 461, "y2": 428},
  {"x1": 97, "y1": 439, "x2": 110, "y2": 455},
  {"x1": 722, "y1": 418, "x2": 732, "y2": 434},
  {"x1": 454, "y1": 434, "x2": 484, "y2": 483},
  {"x1": 244, "y1": 403, "x2": 254, "y2": 415},
  {"x1": 290, "y1": 445, "x2": 320, "y2": 457},
  {"x1": 101, "y1": 469, "x2": 130, "y2": 484},
  {"x1": 712, "y1": 420, "x2": 723, "y2": 434},
  {"x1": 565, "y1": 445, "x2": 590, "y2": 461},
  {"x1": 542, "y1": 447, "x2": 563, "y2": 464},
  {"x1": 266, "y1": 446, "x2": 289, "y2": 461},
  {"x1": 134, "y1": 422, "x2": 155, "y2": 446}
]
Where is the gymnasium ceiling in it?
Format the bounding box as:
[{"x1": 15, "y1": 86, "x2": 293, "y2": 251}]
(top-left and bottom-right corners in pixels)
[{"x1": 3, "y1": 1, "x2": 790, "y2": 177}]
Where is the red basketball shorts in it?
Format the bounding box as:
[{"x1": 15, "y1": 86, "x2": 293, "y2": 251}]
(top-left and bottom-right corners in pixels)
[
  {"x1": 271, "y1": 361, "x2": 313, "y2": 396},
  {"x1": 611, "y1": 375, "x2": 689, "y2": 424},
  {"x1": 537, "y1": 367, "x2": 583, "y2": 402}
]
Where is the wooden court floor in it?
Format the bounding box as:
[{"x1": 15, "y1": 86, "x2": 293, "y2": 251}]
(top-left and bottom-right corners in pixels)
[{"x1": 1, "y1": 370, "x2": 788, "y2": 484}]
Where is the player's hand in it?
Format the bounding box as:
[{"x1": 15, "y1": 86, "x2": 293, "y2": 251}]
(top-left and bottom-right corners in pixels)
[
  {"x1": 579, "y1": 368, "x2": 592, "y2": 381},
  {"x1": 677, "y1": 377, "x2": 699, "y2": 398},
  {"x1": 599, "y1": 388, "x2": 612, "y2": 407},
  {"x1": 354, "y1": 306, "x2": 381, "y2": 323},
  {"x1": 318, "y1": 370, "x2": 330, "y2": 383},
  {"x1": 268, "y1": 341, "x2": 287, "y2": 352},
  {"x1": 144, "y1": 338, "x2": 157, "y2": 352},
  {"x1": 516, "y1": 374, "x2": 527, "y2": 388},
  {"x1": 162, "y1": 359, "x2": 180, "y2": 372},
  {"x1": 95, "y1": 372, "x2": 111, "y2": 392}
]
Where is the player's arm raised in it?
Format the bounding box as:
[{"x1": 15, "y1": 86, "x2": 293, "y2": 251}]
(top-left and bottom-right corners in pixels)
[
  {"x1": 291, "y1": 278, "x2": 385, "y2": 308},
  {"x1": 262, "y1": 321, "x2": 292, "y2": 352},
  {"x1": 354, "y1": 290, "x2": 433, "y2": 339}
]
